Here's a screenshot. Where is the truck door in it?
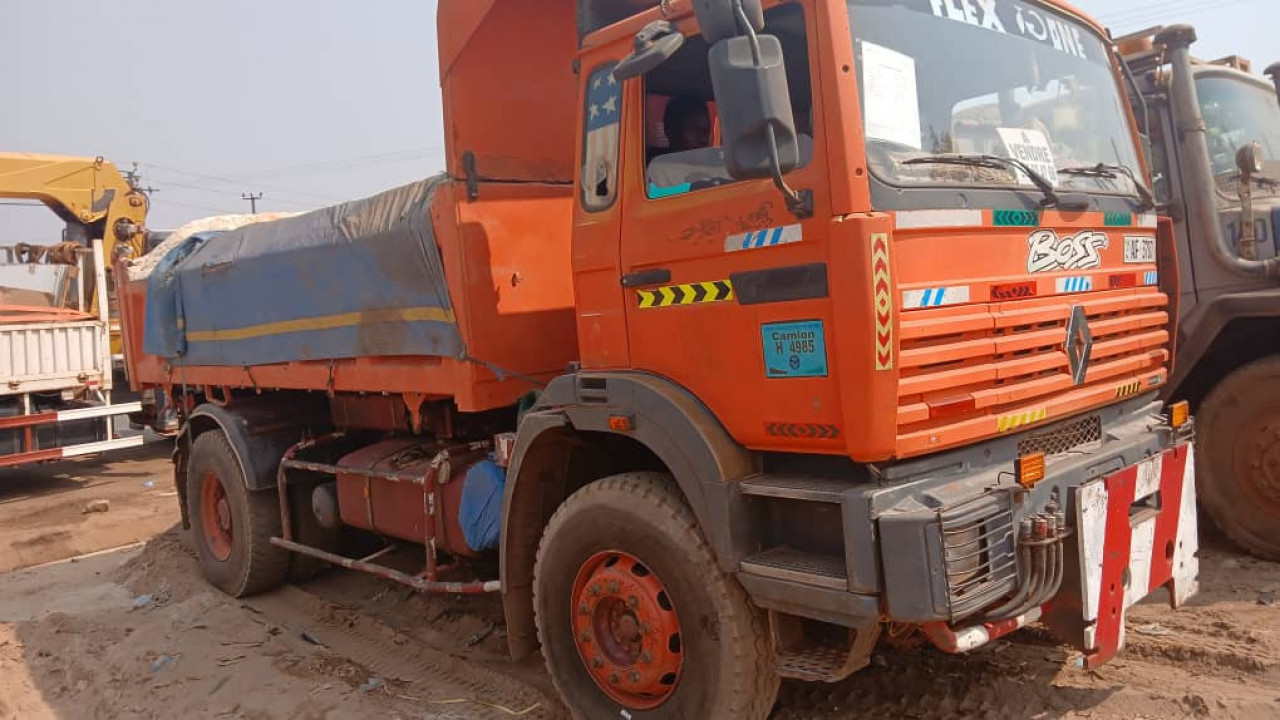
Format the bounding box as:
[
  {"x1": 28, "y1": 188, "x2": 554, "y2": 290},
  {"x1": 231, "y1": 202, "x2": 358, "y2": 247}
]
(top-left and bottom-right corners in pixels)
[
  {"x1": 574, "y1": 57, "x2": 632, "y2": 370},
  {"x1": 617, "y1": 4, "x2": 840, "y2": 448}
]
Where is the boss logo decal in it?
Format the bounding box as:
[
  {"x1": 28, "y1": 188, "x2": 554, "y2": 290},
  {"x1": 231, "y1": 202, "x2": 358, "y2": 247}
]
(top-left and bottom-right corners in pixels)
[{"x1": 1027, "y1": 230, "x2": 1108, "y2": 273}]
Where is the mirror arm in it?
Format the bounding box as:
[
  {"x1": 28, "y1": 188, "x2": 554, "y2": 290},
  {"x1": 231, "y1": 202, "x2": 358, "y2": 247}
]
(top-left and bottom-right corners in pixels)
[{"x1": 765, "y1": 125, "x2": 813, "y2": 218}]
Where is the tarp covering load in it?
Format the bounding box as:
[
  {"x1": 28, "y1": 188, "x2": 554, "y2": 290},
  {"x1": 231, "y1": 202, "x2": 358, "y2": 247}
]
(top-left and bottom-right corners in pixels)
[{"x1": 142, "y1": 176, "x2": 462, "y2": 366}]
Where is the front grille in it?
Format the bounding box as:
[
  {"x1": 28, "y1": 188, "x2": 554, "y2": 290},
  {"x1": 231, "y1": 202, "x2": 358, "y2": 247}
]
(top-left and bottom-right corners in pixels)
[
  {"x1": 897, "y1": 288, "x2": 1169, "y2": 442},
  {"x1": 939, "y1": 491, "x2": 1018, "y2": 621},
  {"x1": 1018, "y1": 414, "x2": 1102, "y2": 457}
]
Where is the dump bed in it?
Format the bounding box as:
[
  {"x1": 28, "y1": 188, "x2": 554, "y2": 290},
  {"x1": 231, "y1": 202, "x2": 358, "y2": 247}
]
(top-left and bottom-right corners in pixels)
[{"x1": 119, "y1": 177, "x2": 577, "y2": 413}]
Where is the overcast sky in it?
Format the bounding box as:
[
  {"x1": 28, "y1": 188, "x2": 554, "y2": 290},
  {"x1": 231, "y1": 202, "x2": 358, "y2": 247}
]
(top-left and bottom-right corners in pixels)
[{"x1": 4, "y1": 0, "x2": 1277, "y2": 244}]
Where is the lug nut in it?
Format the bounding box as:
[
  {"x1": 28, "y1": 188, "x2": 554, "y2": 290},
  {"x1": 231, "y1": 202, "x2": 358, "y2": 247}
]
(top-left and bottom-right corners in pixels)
[
  {"x1": 606, "y1": 580, "x2": 620, "y2": 593},
  {"x1": 609, "y1": 672, "x2": 620, "y2": 684},
  {"x1": 579, "y1": 603, "x2": 590, "y2": 615},
  {"x1": 588, "y1": 584, "x2": 601, "y2": 597},
  {"x1": 592, "y1": 656, "x2": 604, "y2": 669},
  {"x1": 629, "y1": 671, "x2": 641, "y2": 683},
  {"x1": 579, "y1": 631, "x2": 592, "y2": 643},
  {"x1": 640, "y1": 650, "x2": 653, "y2": 663},
  {"x1": 627, "y1": 595, "x2": 639, "y2": 609},
  {"x1": 639, "y1": 622, "x2": 651, "y2": 635}
]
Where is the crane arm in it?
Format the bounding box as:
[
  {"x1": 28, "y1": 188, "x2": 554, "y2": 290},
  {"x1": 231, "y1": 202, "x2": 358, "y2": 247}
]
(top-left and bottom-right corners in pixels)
[{"x1": 0, "y1": 152, "x2": 149, "y2": 261}]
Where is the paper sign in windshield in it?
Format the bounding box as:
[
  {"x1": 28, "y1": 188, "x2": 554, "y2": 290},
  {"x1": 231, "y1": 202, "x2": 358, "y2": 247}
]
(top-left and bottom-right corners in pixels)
[
  {"x1": 861, "y1": 41, "x2": 922, "y2": 151},
  {"x1": 997, "y1": 128, "x2": 1059, "y2": 187}
]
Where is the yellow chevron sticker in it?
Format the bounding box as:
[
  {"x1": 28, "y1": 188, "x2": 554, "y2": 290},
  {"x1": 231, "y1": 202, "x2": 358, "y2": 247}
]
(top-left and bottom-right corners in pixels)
[
  {"x1": 1115, "y1": 381, "x2": 1144, "y2": 399},
  {"x1": 997, "y1": 408, "x2": 1048, "y2": 433},
  {"x1": 636, "y1": 280, "x2": 734, "y2": 309}
]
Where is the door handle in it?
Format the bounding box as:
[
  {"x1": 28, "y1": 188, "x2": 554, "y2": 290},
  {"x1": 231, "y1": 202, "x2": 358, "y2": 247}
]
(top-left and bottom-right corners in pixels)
[{"x1": 621, "y1": 268, "x2": 672, "y2": 288}]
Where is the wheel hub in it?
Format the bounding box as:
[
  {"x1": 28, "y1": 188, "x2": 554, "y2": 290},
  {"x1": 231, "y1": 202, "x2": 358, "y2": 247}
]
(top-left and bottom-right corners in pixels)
[
  {"x1": 1245, "y1": 422, "x2": 1280, "y2": 511},
  {"x1": 570, "y1": 551, "x2": 682, "y2": 710},
  {"x1": 200, "y1": 471, "x2": 234, "y2": 561}
]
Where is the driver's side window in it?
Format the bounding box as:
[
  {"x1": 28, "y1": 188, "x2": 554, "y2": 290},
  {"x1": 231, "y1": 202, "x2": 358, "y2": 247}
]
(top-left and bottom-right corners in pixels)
[{"x1": 642, "y1": 4, "x2": 813, "y2": 199}]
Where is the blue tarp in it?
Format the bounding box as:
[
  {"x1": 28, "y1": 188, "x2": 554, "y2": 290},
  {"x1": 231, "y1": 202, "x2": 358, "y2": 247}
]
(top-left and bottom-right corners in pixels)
[
  {"x1": 459, "y1": 459, "x2": 506, "y2": 551},
  {"x1": 143, "y1": 176, "x2": 462, "y2": 366}
]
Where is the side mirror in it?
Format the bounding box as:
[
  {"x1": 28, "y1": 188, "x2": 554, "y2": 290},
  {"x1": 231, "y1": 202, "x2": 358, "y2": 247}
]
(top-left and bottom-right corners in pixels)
[
  {"x1": 613, "y1": 21, "x2": 684, "y2": 82},
  {"x1": 693, "y1": 0, "x2": 763, "y2": 45},
  {"x1": 708, "y1": 34, "x2": 799, "y2": 180},
  {"x1": 1237, "y1": 141, "x2": 1264, "y2": 176},
  {"x1": 1266, "y1": 62, "x2": 1280, "y2": 104}
]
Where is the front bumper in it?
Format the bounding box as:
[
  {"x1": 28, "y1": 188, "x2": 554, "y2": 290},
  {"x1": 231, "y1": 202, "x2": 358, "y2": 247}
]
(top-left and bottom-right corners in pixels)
[
  {"x1": 916, "y1": 443, "x2": 1198, "y2": 666},
  {"x1": 872, "y1": 399, "x2": 1198, "y2": 665}
]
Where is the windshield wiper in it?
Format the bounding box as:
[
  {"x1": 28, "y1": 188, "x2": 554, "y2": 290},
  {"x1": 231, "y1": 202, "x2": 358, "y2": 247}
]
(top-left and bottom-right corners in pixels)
[
  {"x1": 903, "y1": 154, "x2": 1089, "y2": 210},
  {"x1": 1058, "y1": 163, "x2": 1156, "y2": 211}
]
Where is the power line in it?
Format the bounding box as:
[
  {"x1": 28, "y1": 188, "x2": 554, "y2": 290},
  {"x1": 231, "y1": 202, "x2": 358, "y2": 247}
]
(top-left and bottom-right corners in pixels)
[
  {"x1": 1100, "y1": 0, "x2": 1263, "y2": 29},
  {"x1": 236, "y1": 148, "x2": 443, "y2": 179},
  {"x1": 156, "y1": 198, "x2": 242, "y2": 214},
  {"x1": 140, "y1": 162, "x2": 342, "y2": 204},
  {"x1": 150, "y1": 177, "x2": 316, "y2": 209}
]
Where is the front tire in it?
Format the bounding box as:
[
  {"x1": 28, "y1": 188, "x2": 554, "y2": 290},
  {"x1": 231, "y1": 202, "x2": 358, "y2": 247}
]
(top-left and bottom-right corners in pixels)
[
  {"x1": 1197, "y1": 357, "x2": 1280, "y2": 560},
  {"x1": 534, "y1": 473, "x2": 778, "y2": 719},
  {"x1": 186, "y1": 431, "x2": 290, "y2": 596}
]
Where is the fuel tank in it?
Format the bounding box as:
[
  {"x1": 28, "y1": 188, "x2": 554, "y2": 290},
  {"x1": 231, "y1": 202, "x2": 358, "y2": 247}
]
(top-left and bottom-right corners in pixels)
[{"x1": 334, "y1": 438, "x2": 482, "y2": 557}]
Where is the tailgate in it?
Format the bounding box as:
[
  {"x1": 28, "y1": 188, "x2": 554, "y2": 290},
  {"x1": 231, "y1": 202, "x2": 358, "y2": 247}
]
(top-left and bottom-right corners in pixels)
[{"x1": 0, "y1": 319, "x2": 108, "y2": 396}]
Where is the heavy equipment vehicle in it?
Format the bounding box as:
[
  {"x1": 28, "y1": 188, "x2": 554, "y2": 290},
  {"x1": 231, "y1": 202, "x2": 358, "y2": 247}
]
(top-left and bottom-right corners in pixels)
[
  {"x1": 118, "y1": 1, "x2": 1199, "y2": 716},
  {"x1": 0, "y1": 153, "x2": 150, "y2": 467},
  {"x1": 1119, "y1": 26, "x2": 1280, "y2": 560}
]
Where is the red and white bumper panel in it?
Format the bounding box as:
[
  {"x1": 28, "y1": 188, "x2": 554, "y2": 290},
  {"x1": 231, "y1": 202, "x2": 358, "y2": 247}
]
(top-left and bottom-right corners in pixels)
[
  {"x1": 0, "y1": 401, "x2": 144, "y2": 468},
  {"x1": 1074, "y1": 444, "x2": 1198, "y2": 668}
]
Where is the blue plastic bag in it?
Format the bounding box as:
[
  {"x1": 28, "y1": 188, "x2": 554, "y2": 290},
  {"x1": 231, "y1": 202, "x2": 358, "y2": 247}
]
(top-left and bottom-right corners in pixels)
[{"x1": 459, "y1": 460, "x2": 506, "y2": 551}]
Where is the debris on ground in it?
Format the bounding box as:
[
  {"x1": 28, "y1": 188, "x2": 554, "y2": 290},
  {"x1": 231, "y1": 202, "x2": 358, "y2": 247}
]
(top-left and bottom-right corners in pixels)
[{"x1": 82, "y1": 499, "x2": 111, "y2": 514}]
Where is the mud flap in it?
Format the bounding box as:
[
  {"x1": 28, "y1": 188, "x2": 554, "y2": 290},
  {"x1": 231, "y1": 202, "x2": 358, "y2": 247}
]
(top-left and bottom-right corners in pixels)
[{"x1": 1047, "y1": 444, "x2": 1199, "y2": 668}]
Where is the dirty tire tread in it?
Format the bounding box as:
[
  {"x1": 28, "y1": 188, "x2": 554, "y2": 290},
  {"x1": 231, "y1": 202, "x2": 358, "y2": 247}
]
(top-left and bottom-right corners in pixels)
[
  {"x1": 187, "y1": 431, "x2": 291, "y2": 597},
  {"x1": 533, "y1": 472, "x2": 779, "y2": 719},
  {"x1": 1197, "y1": 357, "x2": 1280, "y2": 561}
]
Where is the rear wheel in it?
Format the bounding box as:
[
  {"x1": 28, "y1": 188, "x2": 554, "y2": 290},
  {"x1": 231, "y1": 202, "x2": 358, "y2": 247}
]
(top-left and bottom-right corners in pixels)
[
  {"x1": 1198, "y1": 357, "x2": 1280, "y2": 560},
  {"x1": 186, "y1": 431, "x2": 290, "y2": 596},
  {"x1": 534, "y1": 473, "x2": 778, "y2": 719}
]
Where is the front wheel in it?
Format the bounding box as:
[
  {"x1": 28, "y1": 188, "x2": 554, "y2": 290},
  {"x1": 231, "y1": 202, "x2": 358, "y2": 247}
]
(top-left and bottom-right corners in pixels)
[
  {"x1": 1197, "y1": 357, "x2": 1280, "y2": 560},
  {"x1": 186, "y1": 431, "x2": 291, "y2": 596},
  {"x1": 534, "y1": 473, "x2": 779, "y2": 719}
]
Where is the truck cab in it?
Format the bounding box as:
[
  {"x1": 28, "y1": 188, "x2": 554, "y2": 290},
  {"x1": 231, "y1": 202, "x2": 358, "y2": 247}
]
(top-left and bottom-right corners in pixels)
[{"x1": 1120, "y1": 26, "x2": 1280, "y2": 560}]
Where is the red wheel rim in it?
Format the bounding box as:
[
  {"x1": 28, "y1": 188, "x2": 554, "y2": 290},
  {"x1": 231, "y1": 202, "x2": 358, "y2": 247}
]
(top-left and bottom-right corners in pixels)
[
  {"x1": 200, "y1": 471, "x2": 234, "y2": 561},
  {"x1": 570, "y1": 550, "x2": 683, "y2": 710}
]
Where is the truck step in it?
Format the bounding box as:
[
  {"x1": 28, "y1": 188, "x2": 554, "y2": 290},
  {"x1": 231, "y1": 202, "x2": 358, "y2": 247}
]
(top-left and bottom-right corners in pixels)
[
  {"x1": 737, "y1": 475, "x2": 859, "y2": 503},
  {"x1": 775, "y1": 644, "x2": 863, "y2": 682},
  {"x1": 739, "y1": 547, "x2": 847, "y2": 590}
]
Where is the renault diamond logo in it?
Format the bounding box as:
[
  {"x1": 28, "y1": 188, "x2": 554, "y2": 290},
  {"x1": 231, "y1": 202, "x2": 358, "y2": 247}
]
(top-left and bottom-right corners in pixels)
[{"x1": 1065, "y1": 305, "x2": 1093, "y2": 386}]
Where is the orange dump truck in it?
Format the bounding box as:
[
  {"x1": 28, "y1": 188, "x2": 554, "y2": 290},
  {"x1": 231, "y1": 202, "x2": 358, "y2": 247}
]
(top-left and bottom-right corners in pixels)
[{"x1": 118, "y1": 1, "x2": 1199, "y2": 716}]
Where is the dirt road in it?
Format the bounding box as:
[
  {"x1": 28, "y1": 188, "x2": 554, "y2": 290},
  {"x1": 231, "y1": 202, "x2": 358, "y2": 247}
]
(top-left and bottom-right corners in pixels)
[
  {"x1": 0, "y1": 444, "x2": 178, "y2": 573},
  {"x1": 1, "y1": 449, "x2": 1277, "y2": 719}
]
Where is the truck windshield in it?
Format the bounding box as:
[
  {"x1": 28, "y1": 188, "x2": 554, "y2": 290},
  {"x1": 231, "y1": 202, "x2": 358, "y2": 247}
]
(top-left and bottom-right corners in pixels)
[
  {"x1": 849, "y1": 0, "x2": 1143, "y2": 200},
  {"x1": 1197, "y1": 75, "x2": 1280, "y2": 178}
]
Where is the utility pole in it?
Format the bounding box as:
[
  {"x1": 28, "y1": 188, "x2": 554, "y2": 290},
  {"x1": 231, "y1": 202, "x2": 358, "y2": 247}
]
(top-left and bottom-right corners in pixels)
[
  {"x1": 241, "y1": 192, "x2": 263, "y2": 214},
  {"x1": 127, "y1": 162, "x2": 160, "y2": 196}
]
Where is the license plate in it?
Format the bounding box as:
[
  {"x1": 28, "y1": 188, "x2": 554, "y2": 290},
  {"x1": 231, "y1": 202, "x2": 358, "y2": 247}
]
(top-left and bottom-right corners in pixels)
[{"x1": 1124, "y1": 235, "x2": 1156, "y2": 263}]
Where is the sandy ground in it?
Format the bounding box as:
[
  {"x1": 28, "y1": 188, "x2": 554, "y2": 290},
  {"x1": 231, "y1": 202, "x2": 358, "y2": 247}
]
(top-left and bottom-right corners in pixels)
[
  {"x1": 0, "y1": 448, "x2": 1277, "y2": 719},
  {"x1": 0, "y1": 444, "x2": 178, "y2": 573}
]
